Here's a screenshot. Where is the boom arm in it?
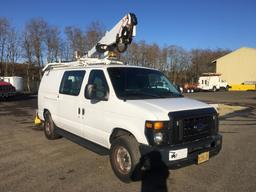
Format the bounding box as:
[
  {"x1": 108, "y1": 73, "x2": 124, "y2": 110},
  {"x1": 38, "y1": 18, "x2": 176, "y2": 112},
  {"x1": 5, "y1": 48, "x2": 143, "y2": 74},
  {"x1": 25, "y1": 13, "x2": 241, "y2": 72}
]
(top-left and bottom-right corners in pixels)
[{"x1": 87, "y1": 13, "x2": 137, "y2": 58}]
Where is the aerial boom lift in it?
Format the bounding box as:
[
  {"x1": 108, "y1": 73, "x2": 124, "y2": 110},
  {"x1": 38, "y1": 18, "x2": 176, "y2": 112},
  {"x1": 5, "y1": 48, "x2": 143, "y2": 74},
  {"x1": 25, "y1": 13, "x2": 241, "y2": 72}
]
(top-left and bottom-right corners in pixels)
[
  {"x1": 43, "y1": 13, "x2": 137, "y2": 71},
  {"x1": 87, "y1": 13, "x2": 137, "y2": 58}
]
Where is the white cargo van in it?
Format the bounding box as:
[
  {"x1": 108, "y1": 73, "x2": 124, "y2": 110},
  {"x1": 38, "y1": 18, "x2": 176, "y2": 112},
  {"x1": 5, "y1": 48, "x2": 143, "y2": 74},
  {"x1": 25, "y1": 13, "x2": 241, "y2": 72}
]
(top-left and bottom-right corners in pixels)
[
  {"x1": 198, "y1": 73, "x2": 228, "y2": 92},
  {"x1": 37, "y1": 60, "x2": 222, "y2": 182}
]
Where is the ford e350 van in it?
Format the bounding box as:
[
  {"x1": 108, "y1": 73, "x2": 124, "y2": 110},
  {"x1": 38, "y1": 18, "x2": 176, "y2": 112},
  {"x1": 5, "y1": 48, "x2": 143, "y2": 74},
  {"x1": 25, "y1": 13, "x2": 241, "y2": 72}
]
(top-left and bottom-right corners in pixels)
[{"x1": 37, "y1": 59, "x2": 222, "y2": 182}]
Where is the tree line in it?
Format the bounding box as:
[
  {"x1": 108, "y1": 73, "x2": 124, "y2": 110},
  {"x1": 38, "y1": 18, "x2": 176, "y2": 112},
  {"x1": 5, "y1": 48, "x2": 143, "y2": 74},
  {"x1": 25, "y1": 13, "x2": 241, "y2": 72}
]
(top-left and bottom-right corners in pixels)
[
  {"x1": 122, "y1": 42, "x2": 230, "y2": 84},
  {"x1": 0, "y1": 17, "x2": 230, "y2": 92}
]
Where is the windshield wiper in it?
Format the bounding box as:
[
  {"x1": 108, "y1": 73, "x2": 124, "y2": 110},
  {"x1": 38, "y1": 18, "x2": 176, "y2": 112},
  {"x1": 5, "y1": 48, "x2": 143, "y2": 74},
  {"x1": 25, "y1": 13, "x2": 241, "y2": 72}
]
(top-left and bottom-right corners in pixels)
[
  {"x1": 160, "y1": 91, "x2": 183, "y2": 98},
  {"x1": 124, "y1": 91, "x2": 165, "y2": 98}
]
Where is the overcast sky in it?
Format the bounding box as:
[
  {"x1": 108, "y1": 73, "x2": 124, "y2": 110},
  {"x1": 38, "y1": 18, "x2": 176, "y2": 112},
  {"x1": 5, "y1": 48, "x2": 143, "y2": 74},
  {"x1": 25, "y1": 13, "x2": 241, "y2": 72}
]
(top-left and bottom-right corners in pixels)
[{"x1": 1, "y1": 0, "x2": 256, "y2": 50}]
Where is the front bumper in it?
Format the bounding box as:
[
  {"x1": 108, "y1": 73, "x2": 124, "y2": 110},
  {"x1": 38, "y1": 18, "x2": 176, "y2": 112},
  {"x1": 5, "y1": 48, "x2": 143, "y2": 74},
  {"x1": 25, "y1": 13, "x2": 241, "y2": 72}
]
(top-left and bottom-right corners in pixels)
[{"x1": 139, "y1": 134, "x2": 222, "y2": 169}]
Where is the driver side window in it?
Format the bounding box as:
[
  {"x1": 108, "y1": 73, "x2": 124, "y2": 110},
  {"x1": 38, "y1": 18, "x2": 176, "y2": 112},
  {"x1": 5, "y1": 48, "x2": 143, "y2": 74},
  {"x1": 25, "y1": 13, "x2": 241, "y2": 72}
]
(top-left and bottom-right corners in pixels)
[{"x1": 87, "y1": 70, "x2": 109, "y2": 98}]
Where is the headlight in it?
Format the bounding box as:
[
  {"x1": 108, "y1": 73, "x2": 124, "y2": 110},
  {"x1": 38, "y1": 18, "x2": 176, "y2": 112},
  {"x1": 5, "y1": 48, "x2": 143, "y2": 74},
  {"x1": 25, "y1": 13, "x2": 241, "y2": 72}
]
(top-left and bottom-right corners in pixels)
[
  {"x1": 145, "y1": 121, "x2": 169, "y2": 146},
  {"x1": 154, "y1": 132, "x2": 163, "y2": 145}
]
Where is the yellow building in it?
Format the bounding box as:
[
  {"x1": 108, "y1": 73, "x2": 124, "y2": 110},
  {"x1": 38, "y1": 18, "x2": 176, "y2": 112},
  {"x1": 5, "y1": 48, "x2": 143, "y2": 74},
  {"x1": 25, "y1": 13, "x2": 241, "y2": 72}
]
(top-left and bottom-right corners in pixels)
[{"x1": 212, "y1": 47, "x2": 256, "y2": 85}]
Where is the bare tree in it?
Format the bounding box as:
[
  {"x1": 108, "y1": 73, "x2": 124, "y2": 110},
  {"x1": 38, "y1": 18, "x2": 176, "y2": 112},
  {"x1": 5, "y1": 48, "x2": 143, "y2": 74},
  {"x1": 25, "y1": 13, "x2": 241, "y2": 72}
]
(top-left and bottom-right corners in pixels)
[
  {"x1": 84, "y1": 21, "x2": 105, "y2": 52},
  {"x1": 60, "y1": 39, "x2": 72, "y2": 62},
  {"x1": 191, "y1": 48, "x2": 231, "y2": 81},
  {"x1": 45, "y1": 26, "x2": 60, "y2": 63},
  {"x1": 159, "y1": 47, "x2": 168, "y2": 72},
  {"x1": 22, "y1": 30, "x2": 34, "y2": 92},
  {"x1": 25, "y1": 18, "x2": 48, "y2": 78},
  {"x1": 167, "y1": 45, "x2": 191, "y2": 83},
  {"x1": 5, "y1": 28, "x2": 20, "y2": 75},
  {"x1": 64, "y1": 26, "x2": 86, "y2": 59},
  {"x1": 137, "y1": 41, "x2": 147, "y2": 67},
  {"x1": 122, "y1": 42, "x2": 139, "y2": 65},
  {"x1": 0, "y1": 17, "x2": 10, "y2": 76}
]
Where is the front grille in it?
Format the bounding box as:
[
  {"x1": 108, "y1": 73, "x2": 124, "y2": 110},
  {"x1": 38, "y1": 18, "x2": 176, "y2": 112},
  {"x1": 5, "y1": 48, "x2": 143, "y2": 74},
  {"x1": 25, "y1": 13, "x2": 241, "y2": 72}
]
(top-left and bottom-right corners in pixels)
[
  {"x1": 0, "y1": 85, "x2": 11, "y2": 92},
  {"x1": 182, "y1": 116, "x2": 212, "y2": 141},
  {"x1": 168, "y1": 108, "x2": 216, "y2": 145}
]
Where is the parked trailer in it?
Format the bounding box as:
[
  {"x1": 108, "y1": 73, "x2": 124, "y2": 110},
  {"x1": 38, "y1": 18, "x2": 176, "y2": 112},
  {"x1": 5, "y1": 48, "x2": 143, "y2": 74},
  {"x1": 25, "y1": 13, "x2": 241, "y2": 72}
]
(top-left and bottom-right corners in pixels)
[{"x1": 0, "y1": 76, "x2": 24, "y2": 93}]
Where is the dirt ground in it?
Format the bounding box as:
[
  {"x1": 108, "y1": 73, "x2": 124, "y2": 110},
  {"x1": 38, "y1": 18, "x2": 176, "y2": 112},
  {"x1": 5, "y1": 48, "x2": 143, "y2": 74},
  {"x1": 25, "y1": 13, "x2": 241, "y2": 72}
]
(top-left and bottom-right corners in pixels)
[{"x1": 0, "y1": 91, "x2": 256, "y2": 192}]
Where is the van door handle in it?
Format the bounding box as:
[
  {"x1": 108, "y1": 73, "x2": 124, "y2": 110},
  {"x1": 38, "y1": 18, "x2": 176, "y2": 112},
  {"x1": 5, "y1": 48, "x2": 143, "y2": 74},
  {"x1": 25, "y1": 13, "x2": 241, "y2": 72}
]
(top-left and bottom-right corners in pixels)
[
  {"x1": 78, "y1": 108, "x2": 81, "y2": 115},
  {"x1": 82, "y1": 108, "x2": 85, "y2": 115}
]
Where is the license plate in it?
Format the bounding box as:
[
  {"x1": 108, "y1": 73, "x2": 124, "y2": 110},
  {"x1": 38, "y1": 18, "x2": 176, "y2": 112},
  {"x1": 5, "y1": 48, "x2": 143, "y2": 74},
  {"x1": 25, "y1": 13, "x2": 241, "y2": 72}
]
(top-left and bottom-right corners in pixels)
[
  {"x1": 197, "y1": 151, "x2": 209, "y2": 164},
  {"x1": 169, "y1": 148, "x2": 188, "y2": 161}
]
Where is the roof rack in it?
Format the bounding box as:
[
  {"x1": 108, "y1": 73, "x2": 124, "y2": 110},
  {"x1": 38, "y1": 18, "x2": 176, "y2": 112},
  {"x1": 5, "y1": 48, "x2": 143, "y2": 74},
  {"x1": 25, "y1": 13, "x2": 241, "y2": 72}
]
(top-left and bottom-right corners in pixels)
[
  {"x1": 201, "y1": 73, "x2": 222, "y2": 76},
  {"x1": 42, "y1": 57, "x2": 124, "y2": 72}
]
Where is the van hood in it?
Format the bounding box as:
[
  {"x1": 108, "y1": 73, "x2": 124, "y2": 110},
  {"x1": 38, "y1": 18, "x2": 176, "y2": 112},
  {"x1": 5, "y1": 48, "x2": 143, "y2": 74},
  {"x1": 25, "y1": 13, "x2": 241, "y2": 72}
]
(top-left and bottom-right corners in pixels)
[{"x1": 127, "y1": 97, "x2": 213, "y2": 119}]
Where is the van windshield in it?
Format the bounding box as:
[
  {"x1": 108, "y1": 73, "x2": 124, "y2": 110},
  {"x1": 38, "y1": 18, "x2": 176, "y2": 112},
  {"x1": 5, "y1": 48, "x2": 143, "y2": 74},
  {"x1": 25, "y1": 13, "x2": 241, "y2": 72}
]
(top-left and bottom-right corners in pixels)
[{"x1": 107, "y1": 67, "x2": 182, "y2": 100}]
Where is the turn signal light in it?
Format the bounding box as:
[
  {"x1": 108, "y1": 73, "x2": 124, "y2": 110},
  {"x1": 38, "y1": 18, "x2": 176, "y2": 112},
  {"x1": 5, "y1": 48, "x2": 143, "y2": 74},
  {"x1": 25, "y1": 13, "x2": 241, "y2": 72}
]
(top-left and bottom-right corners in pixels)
[
  {"x1": 145, "y1": 121, "x2": 164, "y2": 130},
  {"x1": 145, "y1": 122, "x2": 153, "y2": 129}
]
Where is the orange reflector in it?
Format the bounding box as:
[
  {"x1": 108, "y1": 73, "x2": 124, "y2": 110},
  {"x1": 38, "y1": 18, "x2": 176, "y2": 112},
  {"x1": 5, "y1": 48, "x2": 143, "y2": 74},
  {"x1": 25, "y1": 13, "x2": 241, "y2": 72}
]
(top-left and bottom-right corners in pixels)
[
  {"x1": 145, "y1": 122, "x2": 153, "y2": 129},
  {"x1": 145, "y1": 121, "x2": 164, "y2": 130},
  {"x1": 154, "y1": 122, "x2": 164, "y2": 130}
]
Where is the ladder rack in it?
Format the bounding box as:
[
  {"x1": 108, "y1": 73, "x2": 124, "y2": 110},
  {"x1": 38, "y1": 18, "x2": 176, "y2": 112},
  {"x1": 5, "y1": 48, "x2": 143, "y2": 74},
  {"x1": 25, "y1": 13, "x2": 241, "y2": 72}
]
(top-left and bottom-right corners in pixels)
[{"x1": 42, "y1": 58, "x2": 124, "y2": 72}]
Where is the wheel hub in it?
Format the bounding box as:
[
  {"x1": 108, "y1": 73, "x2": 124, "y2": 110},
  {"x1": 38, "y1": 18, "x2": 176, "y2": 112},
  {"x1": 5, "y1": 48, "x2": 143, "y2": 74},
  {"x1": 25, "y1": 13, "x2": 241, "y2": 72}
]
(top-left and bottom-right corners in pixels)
[
  {"x1": 115, "y1": 146, "x2": 132, "y2": 174},
  {"x1": 45, "y1": 121, "x2": 51, "y2": 134}
]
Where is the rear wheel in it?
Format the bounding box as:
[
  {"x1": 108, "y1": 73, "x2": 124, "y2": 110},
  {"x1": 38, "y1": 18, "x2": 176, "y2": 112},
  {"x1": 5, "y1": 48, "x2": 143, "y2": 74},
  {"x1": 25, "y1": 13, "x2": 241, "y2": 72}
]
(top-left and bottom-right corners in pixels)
[
  {"x1": 212, "y1": 86, "x2": 217, "y2": 92},
  {"x1": 110, "y1": 135, "x2": 140, "y2": 182},
  {"x1": 44, "y1": 111, "x2": 61, "y2": 140}
]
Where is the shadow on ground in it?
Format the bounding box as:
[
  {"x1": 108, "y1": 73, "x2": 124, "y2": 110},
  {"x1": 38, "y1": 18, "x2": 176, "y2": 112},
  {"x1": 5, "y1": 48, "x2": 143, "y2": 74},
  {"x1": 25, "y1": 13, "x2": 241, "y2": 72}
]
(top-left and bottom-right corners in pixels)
[
  {"x1": 132, "y1": 151, "x2": 169, "y2": 192},
  {"x1": 220, "y1": 106, "x2": 256, "y2": 126},
  {"x1": 0, "y1": 94, "x2": 37, "y2": 102}
]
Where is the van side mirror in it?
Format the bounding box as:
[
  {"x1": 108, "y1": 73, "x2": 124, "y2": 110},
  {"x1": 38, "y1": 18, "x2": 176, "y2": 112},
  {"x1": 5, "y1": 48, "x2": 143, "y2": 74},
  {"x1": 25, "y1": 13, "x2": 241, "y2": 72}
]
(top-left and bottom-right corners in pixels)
[
  {"x1": 85, "y1": 84, "x2": 96, "y2": 99},
  {"x1": 85, "y1": 84, "x2": 108, "y2": 101}
]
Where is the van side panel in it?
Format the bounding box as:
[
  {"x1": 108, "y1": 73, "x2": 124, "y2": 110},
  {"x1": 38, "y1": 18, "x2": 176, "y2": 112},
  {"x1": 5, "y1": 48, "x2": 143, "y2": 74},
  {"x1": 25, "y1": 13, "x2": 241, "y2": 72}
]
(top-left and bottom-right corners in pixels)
[{"x1": 38, "y1": 70, "x2": 63, "y2": 121}]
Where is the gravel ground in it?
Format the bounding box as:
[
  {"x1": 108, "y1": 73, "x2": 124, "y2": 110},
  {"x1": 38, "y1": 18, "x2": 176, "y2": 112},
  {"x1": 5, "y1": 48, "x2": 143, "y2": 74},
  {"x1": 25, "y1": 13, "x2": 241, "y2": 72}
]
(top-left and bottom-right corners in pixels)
[{"x1": 0, "y1": 92, "x2": 256, "y2": 192}]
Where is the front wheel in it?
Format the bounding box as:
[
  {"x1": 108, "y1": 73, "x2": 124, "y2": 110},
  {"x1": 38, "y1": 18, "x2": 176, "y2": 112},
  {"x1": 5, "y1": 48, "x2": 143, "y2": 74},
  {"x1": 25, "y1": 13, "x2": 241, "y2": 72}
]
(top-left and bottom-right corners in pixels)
[{"x1": 110, "y1": 136, "x2": 140, "y2": 182}]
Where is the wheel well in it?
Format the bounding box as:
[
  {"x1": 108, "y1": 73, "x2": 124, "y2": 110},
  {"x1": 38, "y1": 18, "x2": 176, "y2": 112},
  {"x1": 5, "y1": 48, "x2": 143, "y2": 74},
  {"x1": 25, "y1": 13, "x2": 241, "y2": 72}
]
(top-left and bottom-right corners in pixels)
[
  {"x1": 109, "y1": 128, "x2": 136, "y2": 144},
  {"x1": 43, "y1": 109, "x2": 49, "y2": 118}
]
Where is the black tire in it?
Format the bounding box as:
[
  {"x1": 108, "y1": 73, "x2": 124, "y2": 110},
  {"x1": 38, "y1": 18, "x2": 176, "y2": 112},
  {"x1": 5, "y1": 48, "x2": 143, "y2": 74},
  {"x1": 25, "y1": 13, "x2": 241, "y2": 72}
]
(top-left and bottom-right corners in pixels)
[
  {"x1": 110, "y1": 135, "x2": 140, "y2": 183},
  {"x1": 212, "y1": 86, "x2": 217, "y2": 92},
  {"x1": 44, "y1": 111, "x2": 61, "y2": 140},
  {"x1": 220, "y1": 87, "x2": 227, "y2": 92}
]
